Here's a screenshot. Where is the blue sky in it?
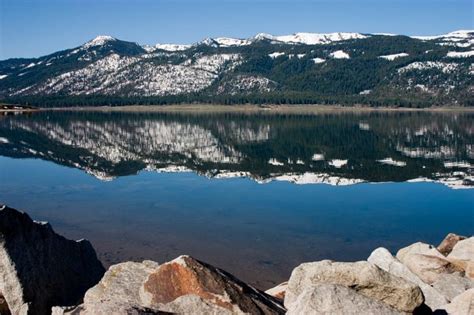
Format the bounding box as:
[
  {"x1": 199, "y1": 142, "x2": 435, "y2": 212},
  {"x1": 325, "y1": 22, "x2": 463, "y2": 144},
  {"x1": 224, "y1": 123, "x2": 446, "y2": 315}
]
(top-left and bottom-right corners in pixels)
[{"x1": 0, "y1": 0, "x2": 472, "y2": 59}]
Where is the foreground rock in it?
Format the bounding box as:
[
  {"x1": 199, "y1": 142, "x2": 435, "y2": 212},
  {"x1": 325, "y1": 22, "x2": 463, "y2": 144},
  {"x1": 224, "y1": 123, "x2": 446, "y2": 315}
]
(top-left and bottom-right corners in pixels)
[
  {"x1": 140, "y1": 255, "x2": 285, "y2": 314},
  {"x1": 284, "y1": 260, "x2": 424, "y2": 313},
  {"x1": 432, "y1": 273, "x2": 474, "y2": 302},
  {"x1": 437, "y1": 233, "x2": 467, "y2": 256},
  {"x1": 436, "y1": 288, "x2": 474, "y2": 314},
  {"x1": 286, "y1": 284, "x2": 403, "y2": 315},
  {"x1": 265, "y1": 282, "x2": 288, "y2": 301},
  {"x1": 368, "y1": 247, "x2": 448, "y2": 310},
  {"x1": 0, "y1": 205, "x2": 105, "y2": 315},
  {"x1": 447, "y1": 237, "x2": 474, "y2": 279}
]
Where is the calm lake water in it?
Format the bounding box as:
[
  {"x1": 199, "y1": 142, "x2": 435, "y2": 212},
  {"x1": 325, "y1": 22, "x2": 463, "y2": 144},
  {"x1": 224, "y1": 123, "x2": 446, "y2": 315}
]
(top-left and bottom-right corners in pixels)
[{"x1": 0, "y1": 110, "x2": 473, "y2": 288}]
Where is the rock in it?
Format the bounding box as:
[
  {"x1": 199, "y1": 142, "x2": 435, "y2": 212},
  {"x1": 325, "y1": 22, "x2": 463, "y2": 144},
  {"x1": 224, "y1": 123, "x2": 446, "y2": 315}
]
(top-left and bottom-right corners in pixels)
[
  {"x1": 436, "y1": 288, "x2": 474, "y2": 315},
  {"x1": 438, "y1": 233, "x2": 467, "y2": 256},
  {"x1": 401, "y1": 254, "x2": 464, "y2": 284},
  {"x1": 396, "y1": 242, "x2": 445, "y2": 262},
  {"x1": 265, "y1": 282, "x2": 288, "y2": 301},
  {"x1": 140, "y1": 255, "x2": 286, "y2": 314},
  {"x1": 368, "y1": 247, "x2": 448, "y2": 310},
  {"x1": 72, "y1": 260, "x2": 160, "y2": 314},
  {"x1": 284, "y1": 260, "x2": 424, "y2": 313},
  {"x1": 286, "y1": 284, "x2": 403, "y2": 315},
  {"x1": 432, "y1": 273, "x2": 474, "y2": 302},
  {"x1": 0, "y1": 205, "x2": 105, "y2": 315},
  {"x1": 448, "y1": 237, "x2": 474, "y2": 262}
]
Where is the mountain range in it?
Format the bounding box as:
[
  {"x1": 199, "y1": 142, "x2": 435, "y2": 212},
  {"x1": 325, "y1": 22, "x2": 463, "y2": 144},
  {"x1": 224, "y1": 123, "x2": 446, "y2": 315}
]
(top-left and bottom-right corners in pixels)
[{"x1": 0, "y1": 30, "x2": 473, "y2": 107}]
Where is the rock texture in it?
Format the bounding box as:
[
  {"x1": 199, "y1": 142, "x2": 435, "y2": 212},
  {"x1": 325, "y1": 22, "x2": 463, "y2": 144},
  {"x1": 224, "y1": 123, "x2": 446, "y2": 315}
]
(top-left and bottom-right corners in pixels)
[
  {"x1": 286, "y1": 284, "x2": 403, "y2": 315},
  {"x1": 447, "y1": 237, "x2": 474, "y2": 279},
  {"x1": 432, "y1": 273, "x2": 474, "y2": 302},
  {"x1": 368, "y1": 247, "x2": 448, "y2": 310},
  {"x1": 0, "y1": 206, "x2": 105, "y2": 315},
  {"x1": 284, "y1": 260, "x2": 424, "y2": 313},
  {"x1": 436, "y1": 288, "x2": 474, "y2": 314},
  {"x1": 265, "y1": 282, "x2": 288, "y2": 301},
  {"x1": 438, "y1": 233, "x2": 467, "y2": 256},
  {"x1": 140, "y1": 255, "x2": 286, "y2": 314}
]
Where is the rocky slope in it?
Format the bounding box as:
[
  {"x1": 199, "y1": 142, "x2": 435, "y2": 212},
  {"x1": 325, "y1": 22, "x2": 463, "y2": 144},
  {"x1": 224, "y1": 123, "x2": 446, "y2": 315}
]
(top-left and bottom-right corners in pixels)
[
  {"x1": 0, "y1": 30, "x2": 473, "y2": 107},
  {"x1": 1, "y1": 205, "x2": 473, "y2": 314}
]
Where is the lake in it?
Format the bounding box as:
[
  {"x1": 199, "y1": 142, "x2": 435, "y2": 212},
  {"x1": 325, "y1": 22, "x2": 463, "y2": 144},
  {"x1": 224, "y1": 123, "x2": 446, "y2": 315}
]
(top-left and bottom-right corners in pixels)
[{"x1": 0, "y1": 109, "x2": 473, "y2": 289}]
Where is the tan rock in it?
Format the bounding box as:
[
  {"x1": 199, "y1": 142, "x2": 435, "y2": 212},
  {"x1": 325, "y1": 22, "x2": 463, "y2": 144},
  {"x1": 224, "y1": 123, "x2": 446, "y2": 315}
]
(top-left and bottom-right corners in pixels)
[
  {"x1": 286, "y1": 284, "x2": 403, "y2": 315},
  {"x1": 438, "y1": 233, "x2": 467, "y2": 256},
  {"x1": 436, "y1": 288, "x2": 474, "y2": 315},
  {"x1": 401, "y1": 253, "x2": 464, "y2": 284},
  {"x1": 265, "y1": 282, "x2": 288, "y2": 301},
  {"x1": 140, "y1": 255, "x2": 285, "y2": 314},
  {"x1": 396, "y1": 242, "x2": 445, "y2": 262},
  {"x1": 448, "y1": 237, "x2": 474, "y2": 262},
  {"x1": 284, "y1": 260, "x2": 424, "y2": 313},
  {"x1": 368, "y1": 247, "x2": 448, "y2": 310}
]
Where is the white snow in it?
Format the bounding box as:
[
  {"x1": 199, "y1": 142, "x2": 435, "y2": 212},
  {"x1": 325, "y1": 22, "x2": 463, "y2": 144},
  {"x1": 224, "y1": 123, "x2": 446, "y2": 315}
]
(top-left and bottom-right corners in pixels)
[
  {"x1": 411, "y1": 30, "x2": 473, "y2": 41},
  {"x1": 329, "y1": 50, "x2": 350, "y2": 59},
  {"x1": 0, "y1": 137, "x2": 9, "y2": 144},
  {"x1": 377, "y1": 158, "x2": 407, "y2": 167},
  {"x1": 213, "y1": 37, "x2": 251, "y2": 47},
  {"x1": 268, "y1": 52, "x2": 285, "y2": 59},
  {"x1": 379, "y1": 53, "x2": 409, "y2": 60},
  {"x1": 24, "y1": 62, "x2": 36, "y2": 69},
  {"x1": 444, "y1": 161, "x2": 472, "y2": 168},
  {"x1": 155, "y1": 44, "x2": 191, "y2": 51},
  {"x1": 268, "y1": 32, "x2": 368, "y2": 45},
  {"x1": 268, "y1": 158, "x2": 284, "y2": 166},
  {"x1": 83, "y1": 35, "x2": 116, "y2": 49},
  {"x1": 273, "y1": 172, "x2": 364, "y2": 186},
  {"x1": 398, "y1": 61, "x2": 459, "y2": 74},
  {"x1": 312, "y1": 57, "x2": 326, "y2": 64},
  {"x1": 329, "y1": 159, "x2": 348, "y2": 168},
  {"x1": 446, "y1": 50, "x2": 474, "y2": 58},
  {"x1": 359, "y1": 90, "x2": 371, "y2": 95},
  {"x1": 311, "y1": 154, "x2": 325, "y2": 161},
  {"x1": 0, "y1": 74, "x2": 7, "y2": 80}
]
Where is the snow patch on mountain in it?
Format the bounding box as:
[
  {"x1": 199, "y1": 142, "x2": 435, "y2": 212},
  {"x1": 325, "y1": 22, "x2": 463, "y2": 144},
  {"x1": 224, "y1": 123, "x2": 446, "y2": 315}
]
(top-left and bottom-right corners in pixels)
[
  {"x1": 312, "y1": 57, "x2": 326, "y2": 64},
  {"x1": 154, "y1": 44, "x2": 192, "y2": 52},
  {"x1": 83, "y1": 35, "x2": 116, "y2": 49},
  {"x1": 329, "y1": 50, "x2": 350, "y2": 59},
  {"x1": 398, "y1": 61, "x2": 459, "y2": 74},
  {"x1": 269, "y1": 32, "x2": 368, "y2": 45},
  {"x1": 268, "y1": 52, "x2": 285, "y2": 59},
  {"x1": 379, "y1": 53, "x2": 409, "y2": 60},
  {"x1": 446, "y1": 50, "x2": 474, "y2": 58}
]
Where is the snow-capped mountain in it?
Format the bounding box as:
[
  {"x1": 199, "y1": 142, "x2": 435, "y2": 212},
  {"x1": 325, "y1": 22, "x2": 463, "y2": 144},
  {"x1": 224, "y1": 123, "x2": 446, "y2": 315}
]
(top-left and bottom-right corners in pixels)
[{"x1": 0, "y1": 30, "x2": 473, "y2": 106}]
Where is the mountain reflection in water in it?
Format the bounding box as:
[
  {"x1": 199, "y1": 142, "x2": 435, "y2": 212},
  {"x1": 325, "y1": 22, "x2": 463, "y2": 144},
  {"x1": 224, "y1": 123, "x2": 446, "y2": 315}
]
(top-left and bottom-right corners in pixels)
[{"x1": 1, "y1": 110, "x2": 472, "y2": 188}]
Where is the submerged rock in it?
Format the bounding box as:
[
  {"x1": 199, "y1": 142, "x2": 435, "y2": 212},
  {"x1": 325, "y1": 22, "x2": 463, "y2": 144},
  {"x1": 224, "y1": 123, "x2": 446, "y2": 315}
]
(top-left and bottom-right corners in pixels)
[
  {"x1": 284, "y1": 260, "x2": 423, "y2": 313},
  {"x1": 438, "y1": 233, "x2": 467, "y2": 256},
  {"x1": 368, "y1": 247, "x2": 448, "y2": 310},
  {"x1": 140, "y1": 255, "x2": 285, "y2": 314},
  {"x1": 286, "y1": 283, "x2": 403, "y2": 315},
  {"x1": 0, "y1": 205, "x2": 105, "y2": 315}
]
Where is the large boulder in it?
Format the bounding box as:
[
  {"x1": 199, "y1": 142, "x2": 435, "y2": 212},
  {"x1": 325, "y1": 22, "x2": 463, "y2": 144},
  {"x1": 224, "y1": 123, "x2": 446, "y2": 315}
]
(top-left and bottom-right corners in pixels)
[
  {"x1": 0, "y1": 205, "x2": 105, "y2": 315},
  {"x1": 447, "y1": 237, "x2": 474, "y2": 279},
  {"x1": 284, "y1": 260, "x2": 424, "y2": 313},
  {"x1": 396, "y1": 242, "x2": 445, "y2": 261},
  {"x1": 436, "y1": 288, "x2": 474, "y2": 314},
  {"x1": 140, "y1": 255, "x2": 286, "y2": 314},
  {"x1": 265, "y1": 282, "x2": 288, "y2": 301},
  {"x1": 438, "y1": 233, "x2": 467, "y2": 256},
  {"x1": 432, "y1": 273, "x2": 474, "y2": 302},
  {"x1": 71, "y1": 260, "x2": 160, "y2": 314},
  {"x1": 368, "y1": 247, "x2": 448, "y2": 310},
  {"x1": 286, "y1": 284, "x2": 403, "y2": 315}
]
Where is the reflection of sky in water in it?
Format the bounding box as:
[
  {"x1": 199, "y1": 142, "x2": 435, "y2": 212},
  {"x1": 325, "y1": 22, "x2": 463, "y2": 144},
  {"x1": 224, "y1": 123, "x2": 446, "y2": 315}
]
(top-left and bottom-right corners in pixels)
[{"x1": 1, "y1": 156, "x2": 473, "y2": 288}]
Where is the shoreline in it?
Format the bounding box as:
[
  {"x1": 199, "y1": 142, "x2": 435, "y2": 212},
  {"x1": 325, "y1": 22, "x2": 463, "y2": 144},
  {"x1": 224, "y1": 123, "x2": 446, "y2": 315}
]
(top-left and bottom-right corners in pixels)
[{"x1": 35, "y1": 104, "x2": 474, "y2": 114}]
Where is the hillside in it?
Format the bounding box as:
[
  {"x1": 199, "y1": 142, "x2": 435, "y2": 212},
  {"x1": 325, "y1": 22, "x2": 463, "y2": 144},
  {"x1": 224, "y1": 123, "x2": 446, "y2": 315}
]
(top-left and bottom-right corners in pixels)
[{"x1": 0, "y1": 31, "x2": 473, "y2": 107}]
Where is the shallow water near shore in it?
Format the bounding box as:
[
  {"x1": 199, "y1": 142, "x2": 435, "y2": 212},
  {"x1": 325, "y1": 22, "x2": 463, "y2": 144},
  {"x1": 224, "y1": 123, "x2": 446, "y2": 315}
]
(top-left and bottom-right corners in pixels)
[{"x1": 0, "y1": 110, "x2": 473, "y2": 289}]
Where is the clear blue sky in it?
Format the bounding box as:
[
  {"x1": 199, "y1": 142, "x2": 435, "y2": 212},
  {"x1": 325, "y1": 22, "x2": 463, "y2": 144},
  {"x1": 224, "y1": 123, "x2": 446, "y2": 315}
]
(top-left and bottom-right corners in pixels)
[{"x1": 0, "y1": 0, "x2": 472, "y2": 60}]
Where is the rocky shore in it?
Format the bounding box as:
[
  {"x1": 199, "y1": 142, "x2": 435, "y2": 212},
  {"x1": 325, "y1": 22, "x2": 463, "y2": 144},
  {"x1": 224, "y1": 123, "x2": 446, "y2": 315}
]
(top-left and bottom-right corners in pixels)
[{"x1": 0, "y1": 205, "x2": 472, "y2": 315}]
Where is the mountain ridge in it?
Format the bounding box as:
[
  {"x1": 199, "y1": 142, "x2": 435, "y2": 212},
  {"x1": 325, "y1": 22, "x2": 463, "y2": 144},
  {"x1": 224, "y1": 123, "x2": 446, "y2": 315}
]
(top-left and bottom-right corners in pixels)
[{"x1": 1, "y1": 30, "x2": 473, "y2": 107}]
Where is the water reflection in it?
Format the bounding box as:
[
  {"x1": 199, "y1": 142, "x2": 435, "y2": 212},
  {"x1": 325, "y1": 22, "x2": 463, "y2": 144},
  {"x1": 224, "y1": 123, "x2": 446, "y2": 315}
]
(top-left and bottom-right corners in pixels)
[{"x1": 0, "y1": 111, "x2": 472, "y2": 188}]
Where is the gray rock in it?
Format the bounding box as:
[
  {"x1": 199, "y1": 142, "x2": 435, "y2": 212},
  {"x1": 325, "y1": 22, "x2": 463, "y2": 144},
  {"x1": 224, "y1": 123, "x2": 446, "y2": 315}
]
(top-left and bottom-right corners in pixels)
[
  {"x1": 436, "y1": 288, "x2": 474, "y2": 315},
  {"x1": 432, "y1": 273, "x2": 474, "y2": 302},
  {"x1": 73, "y1": 260, "x2": 160, "y2": 314},
  {"x1": 368, "y1": 247, "x2": 448, "y2": 310},
  {"x1": 284, "y1": 260, "x2": 424, "y2": 313},
  {"x1": 0, "y1": 205, "x2": 105, "y2": 315},
  {"x1": 140, "y1": 255, "x2": 286, "y2": 314},
  {"x1": 286, "y1": 284, "x2": 403, "y2": 315},
  {"x1": 438, "y1": 233, "x2": 467, "y2": 256}
]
